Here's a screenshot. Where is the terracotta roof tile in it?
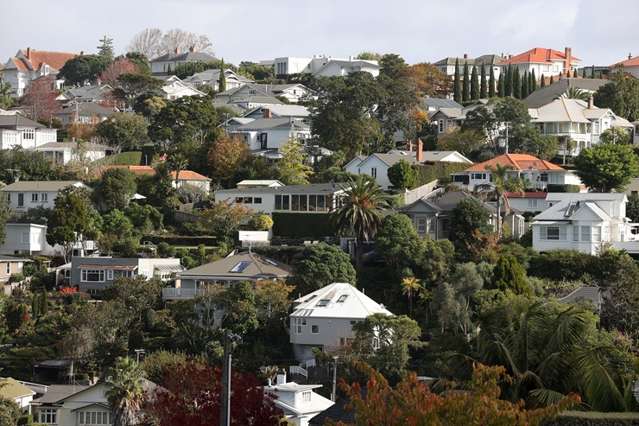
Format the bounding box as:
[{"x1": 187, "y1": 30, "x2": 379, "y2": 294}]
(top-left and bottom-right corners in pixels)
[
  {"x1": 504, "y1": 48, "x2": 580, "y2": 65},
  {"x1": 465, "y1": 154, "x2": 564, "y2": 172},
  {"x1": 612, "y1": 56, "x2": 639, "y2": 68},
  {"x1": 11, "y1": 49, "x2": 77, "y2": 73},
  {"x1": 100, "y1": 165, "x2": 210, "y2": 180}
]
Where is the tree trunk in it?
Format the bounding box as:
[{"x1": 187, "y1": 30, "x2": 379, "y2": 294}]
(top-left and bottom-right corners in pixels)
[{"x1": 496, "y1": 194, "x2": 502, "y2": 239}]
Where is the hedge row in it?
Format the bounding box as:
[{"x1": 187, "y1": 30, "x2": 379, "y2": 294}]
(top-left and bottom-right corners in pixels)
[
  {"x1": 141, "y1": 235, "x2": 219, "y2": 247},
  {"x1": 272, "y1": 212, "x2": 337, "y2": 239},
  {"x1": 547, "y1": 184, "x2": 581, "y2": 193},
  {"x1": 414, "y1": 162, "x2": 469, "y2": 187},
  {"x1": 543, "y1": 411, "x2": 639, "y2": 425}
]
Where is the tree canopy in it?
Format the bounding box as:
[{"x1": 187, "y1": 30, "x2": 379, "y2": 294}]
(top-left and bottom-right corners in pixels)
[{"x1": 574, "y1": 143, "x2": 639, "y2": 192}]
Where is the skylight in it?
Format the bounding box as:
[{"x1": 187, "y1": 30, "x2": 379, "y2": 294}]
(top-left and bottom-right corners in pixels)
[
  {"x1": 336, "y1": 295, "x2": 348, "y2": 303},
  {"x1": 316, "y1": 299, "x2": 331, "y2": 307},
  {"x1": 230, "y1": 261, "x2": 251, "y2": 273}
]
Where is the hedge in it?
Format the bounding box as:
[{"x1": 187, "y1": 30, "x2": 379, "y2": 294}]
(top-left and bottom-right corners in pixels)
[
  {"x1": 141, "y1": 235, "x2": 219, "y2": 247},
  {"x1": 414, "y1": 162, "x2": 469, "y2": 187},
  {"x1": 272, "y1": 212, "x2": 337, "y2": 239},
  {"x1": 543, "y1": 411, "x2": 639, "y2": 425},
  {"x1": 547, "y1": 184, "x2": 581, "y2": 193}
]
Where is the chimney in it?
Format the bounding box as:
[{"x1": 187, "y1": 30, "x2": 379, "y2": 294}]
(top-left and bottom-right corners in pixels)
[
  {"x1": 463, "y1": 53, "x2": 468, "y2": 59},
  {"x1": 546, "y1": 49, "x2": 552, "y2": 61},
  {"x1": 189, "y1": 46, "x2": 195, "y2": 53},
  {"x1": 588, "y1": 96, "x2": 594, "y2": 109},
  {"x1": 416, "y1": 139, "x2": 424, "y2": 163},
  {"x1": 174, "y1": 47, "x2": 179, "y2": 54},
  {"x1": 262, "y1": 108, "x2": 272, "y2": 119},
  {"x1": 26, "y1": 47, "x2": 31, "y2": 59},
  {"x1": 276, "y1": 369, "x2": 287, "y2": 385},
  {"x1": 564, "y1": 47, "x2": 572, "y2": 73},
  {"x1": 630, "y1": 52, "x2": 633, "y2": 60}
]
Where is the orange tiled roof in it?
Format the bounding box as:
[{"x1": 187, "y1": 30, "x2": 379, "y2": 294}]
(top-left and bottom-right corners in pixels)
[
  {"x1": 101, "y1": 165, "x2": 210, "y2": 180},
  {"x1": 13, "y1": 49, "x2": 77, "y2": 72},
  {"x1": 465, "y1": 154, "x2": 565, "y2": 172},
  {"x1": 612, "y1": 56, "x2": 639, "y2": 68},
  {"x1": 170, "y1": 170, "x2": 210, "y2": 181},
  {"x1": 504, "y1": 48, "x2": 580, "y2": 65}
]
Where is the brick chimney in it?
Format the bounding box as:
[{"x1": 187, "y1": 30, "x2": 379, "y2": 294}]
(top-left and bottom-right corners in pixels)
[
  {"x1": 630, "y1": 52, "x2": 633, "y2": 60},
  {"x1": 189, "y1": 46, "x2": 195, "y2": 53},
  {"x1": 588, "y1": 95, "x2": 594, "y2": 109},
  {"x1": 463, "y1": 53, "x2": 468, "y2": 59},
  {"x1": 416, "y1": 139, "x2": 424, "y2": 163},
  {"x1": 174, "y1": 47, "x2": 179, "y2": 54},
  {"x1": 262, "y1": 108, "x2": 272, "y2": 119},
  {"x1": 26, "y1": 47, "x2": 31, "y2": 59},
  {"x1": 564, "y1": 47, "x2": 572, "y2": 73}
]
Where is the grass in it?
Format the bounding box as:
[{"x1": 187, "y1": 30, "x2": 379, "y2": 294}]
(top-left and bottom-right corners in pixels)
[{"x1": 93, "y1": 151, "x2": 142, "y2": 166}]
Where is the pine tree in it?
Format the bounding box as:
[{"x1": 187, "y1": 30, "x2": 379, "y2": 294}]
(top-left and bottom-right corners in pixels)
[
  {"x1": 549, "y1": 75, "x2": 555, "y2": 85},
  {"x1": 470, "y1": 65, "x2": 479, "y2": 100},
  {"x1": 581, "y1": 68, "x2": 586, "y2": 78},
  {"x1": 453, "y1": 59, "x2": 461, "y2": 103},
  {"x1": 505, "y1": 65, "x2": 513, "y2": 97},
  {"x1": 531, "y1": 69, "x2": 537, "y2": 91},
  {"x1": 521, "y1": 71, "x2": 529, "y2": 98},
  {"x1": 540, "y1": 74, "x2": 546, "y2": 88},
  {"x1": 497, "y1": 73, "x2": 505, "y2": 97},
  {"x1": 479, "y1": 64, "x2": 487, "y2": 99},
  {"x1": 97, "y1": 35, "x2": 114, "y2": 62},
  {"x1": 591, "y1": 65, "x2": 596, "y2": 78},
  {"x1": 488, "y1": 66, "x2": 496, "y2": 98},
  {"x1": 218, "y1": 59, "x2": 226, "y2": 92},
  {"x1": 513, "y1": 68, "x2": 521, "y2": 99},
  {"x1": 462, "y1": 62, "x2": 470, "y2": 102}
]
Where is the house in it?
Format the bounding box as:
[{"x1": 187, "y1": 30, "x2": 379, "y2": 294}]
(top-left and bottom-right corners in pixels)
[
  {"x1": 150, "y1": 48, "x2": 216, "y2": 75},
  {"x1": 243, "y1": 104, "x2": 311, "y2": 120},
  {"x1": 0, "y1": 377, "x2": 36, "y2": 410},
  {"x1": 451, "y1": 153, "x2": 582, "y2": 192},
  {"x1": 503, "y1": 191, "x2": 550, "y2": 214},
  {"x1": 182, "y1": 68, "x2": 253, "y2": 91},
  {"x1": 312, "y1": 58, "x2": 380, "y2": 78},
  {"x1": 214, "y1": 85, "x2": 283, "y2": 112},
  {"x1": 31, "y1": 380, "x2": 155, "y2": 426},
  {"x1": 236, "y1": 179, "x2": 285, "y2": 188},
  {"x1": 70, "y1": 256, "x2": 183, "y2": 295},
  {"x1": 35, "y1": 142, "x2": 114, "y2": 165},
  {"x1": 344, "y1": 141, "x2": 472, "y2": 190},
  {"x1": 54, "y1": 102, "x2": 115, "y2": 126},
  {"x1": 1, "y1": 181, "x2": 88, "y2": 212},
  {"x1": 0, "y1": 114, "x2": 57, "y2": 150},
  {"x1": 434, "y1": 53, "x2": 504, "y2": 79},
  {"x1": 523, "y1": 78, "x2": 610, "y2": 108},
  {"x1": 57, "y1": 84, "x2": 114, "y2": 105},
  {"x1": 262, "y1": 56, "x2": 379, "y2": 77},
  {"x1": 163, "y1": 251, "x2": 291, "y2": 300},
  {"x1": 229, "y1": 117, "x2": 311, "y2": 157},
  {"x1": 266, "y1": 371, "x2": 334, "y2": 426},
  {"x1": 610, "y1": 53, "x2": 639, "y2": 79},
  {"x1": 251, "y1": 83, "x2": 314, "y2": 103},
  {"x1": 0, "y1": 255, "x2": 29, "y2": 284},
  {"x1": 98, "y1": 166, "x2": 211, "y2": 192},
  {"x1": 531, "y1": 193, "x2": 636, "y2": 255},
  {"x1": 159, "y1": 75, "x2": 205, "y2": 100},
  {"x1": 214, "y1": 183, "x2": 347, "y2": 215},
  {"x1": 0, "y1": 223, "x2": 65, "y2": 257},
  {"x1": 2, "y1": 48, "x2": 77, "y2": 96},
  {"x1": 290, "y1": 282, "x2": 392, "y2": 362},
  {"x1": 421, "y1": 97, "x2": 463, "y2": 114},
  {"x1": 503, "y1": 47, "x2": 580, "y2": 78},
  {"x1": 529, "y1": 97, "x2": 634, "y2": 156}
]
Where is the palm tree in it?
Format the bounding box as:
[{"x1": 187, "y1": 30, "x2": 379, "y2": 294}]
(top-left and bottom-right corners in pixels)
[
  {"x1": 106, "y1": 357, "x2": 146, "y2": 426},
  {"x1": 560, "y1": 137, "x2": 577, "y2": 165},
  {"x1": 561, "y1": 87, "x2": 590, "y2": 101},
  {"x1": 401, "y1": 276, "x2": 422, "y2": 314},
  {"x1": 333, "y1": 175, "x2": 390, "y2": 267},
  {"x1": 486, "y1": 164, "x2": 515, "y2": 238}
]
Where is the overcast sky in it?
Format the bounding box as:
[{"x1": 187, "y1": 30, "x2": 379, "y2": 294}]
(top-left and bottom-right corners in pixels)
[{"x1": 1, "y1": 0, "x2": 638, "y2": 66}]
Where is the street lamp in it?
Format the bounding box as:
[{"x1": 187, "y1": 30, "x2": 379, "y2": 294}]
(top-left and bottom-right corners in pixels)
[{"x1": 219, "y1": 331, "x2": 242, "y2": 426}]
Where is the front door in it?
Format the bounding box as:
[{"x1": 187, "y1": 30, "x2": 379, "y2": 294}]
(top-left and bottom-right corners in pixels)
[{"x1": 17, "y1": 193, "x2": 23, "y2": 207}]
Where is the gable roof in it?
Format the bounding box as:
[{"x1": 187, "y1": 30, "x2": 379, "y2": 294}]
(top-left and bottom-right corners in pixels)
[
  {"x1": 8, "y1": 49, "x2": 77, "y2": 73},
  {"x1": 35, "y1": 142, "x2": 112, "y2": 151},
  {"x1": 464, "y1": 154, "x2": 564, "y2": 172},
  {"x1": 524, "y1": 78, "x2": 609, "y2": 108},
  {"x1": 529, "y1": 97, "x2": 592, "y2": 123},
  {"x1": 179, "y1": 252, "x2": 291, "y2": 280},
  {"x1": 532, "y1": 194, "x2": 626, "y2": 222},
  {"x1": 422, "y1": 97, "x2": 463, "y2": 110},
  {"x1": 504, "y1": 48, "x2": 580, "y2": 65},
  {"x1": 61, "y1": 84, "x2": 113, "y2": 101},
  {"x1": 0, "y1": 378, "x2": 36, "y2": 400},
  {"x1": 0, "y1": 114, "x2": 45, "y2": 129},
  {"x1": 57, "y1": 102, "x2": 115, "y2": 117},
  {"x1": 1, "y1": 181, "x2": 85, "y2": 192},
  {"x1": 32, "y1": 384, "x2": 89, "y2": 404},
  {"x1": 402, "y1": 189, "x2": 496, "y2": 214},
  {"x1": 291, "y1": 282, "x2": 392, "y2": 319},
  {"x1": 235, "y1": 117, "x2": 309, "y2": 131},
  {"x1": 611, "y1": 55, "x2": 639, "y2": 68},
  {"x1": 151, "y1": 51, "x2": 216, "y2": 63}
]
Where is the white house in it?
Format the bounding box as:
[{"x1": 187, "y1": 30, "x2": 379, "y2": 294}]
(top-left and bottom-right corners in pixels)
[
  {"x1": 0, "y1": 114, "x2": 57, "y2": 150},
  {"x1": 229, "y1": 117, "x2": 311, "y2": 156},
  {"x1": 433, "y1": 53, "x2": 504, "y2": 79},
  {"x1": 243, "y1": 104, "x2": 310, "y2": 120},
  {"x1": 532, "y1": 193, "x2": 637, "y2": 255},
  {"x1": 35, "y1": 142, "x2": 114, "y2": 165},
  {"x1": 182, "y1": 68, "x2": 253, "y2": 91},
  {"x1": 150, "y1": 48, "x2": 216, "y2": 75},
  {"x1": 0, "y1": 223, "x2": 59, "y2": 256},
  {"x1": 290, "y1": 282, "x2": 392, "y2": 362},
  {"x1": 503, "y1": 191, "x2": 551, "y2": 214},
  {"x1": 1, "y1": 181, "x2": 87, "y2": 212},
  {"x1": 215, "y1": 183, "x2": 347, "y2": 215},
  {"x1": 0, "y1": 377, "x2": 35, "y2": 410},
  {"x1": 451, "y1": 153, "x2": 582, "y2": 192},
  {"x1": 250, "y1": 84, "x2": 314, "y2": 103},
  {"x1": 214, "y1": 85, "x2": 283, "y2": 112},
  {"x1": 529, "y1": 97, "x2": 634, "y2": 156},
  {"x1": 503, "y1": 47, "x2": 580, "y2": 78},
  {"x1": 262, "y1": 56, "x2": 379, "y2": 77},
  {"x1": 160, "y1": 75, "x2": 206, "y2": 100},
  {"x1": 266, "y1": 371, "x2": 334, "y2": 426},
  {"x1": 2, "y1": 48, "x2": 77, "y2": 96}
]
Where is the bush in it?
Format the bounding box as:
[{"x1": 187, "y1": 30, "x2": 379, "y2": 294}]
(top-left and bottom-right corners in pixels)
[
  {"x1": 547, "y1": 184, "x2": 581, "y2": 193},
  {"x1": 414, "y1": 162, "x2": 469, "y2": 187},
  {"x1": 272, "y1": 213, "x2": 337, "y2": 239},
  {"x1": 528, "y1": 251, "x2": 595, "y2": 281},
  {"x1": 542, "y1": 411, "x2": 639, "y2": 425}
]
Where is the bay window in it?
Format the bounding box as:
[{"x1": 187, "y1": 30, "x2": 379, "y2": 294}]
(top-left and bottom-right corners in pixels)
[{"x1": 81, "y1": 269, "x2": 105, "y2": 282}]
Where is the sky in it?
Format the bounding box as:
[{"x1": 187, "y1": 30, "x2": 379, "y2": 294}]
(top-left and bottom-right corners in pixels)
[{"x1": 1, "y1": 0, "x2": 638, "y2": 66}]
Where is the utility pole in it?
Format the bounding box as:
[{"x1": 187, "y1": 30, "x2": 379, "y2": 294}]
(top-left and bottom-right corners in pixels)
[
  {"x1": 331, "y1": 356, "x2": 338, "y2": 402},
  {"x1": 220, "y1": 331, "x2": 241, "y2": 426},
  {"x1": 504, "y1": 122, "x2": 510, "y2": 154}
]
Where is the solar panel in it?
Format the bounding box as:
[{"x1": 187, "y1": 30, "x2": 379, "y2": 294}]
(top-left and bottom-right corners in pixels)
[{"x1": 230, "y1": 261, "x2": 251, "y2": 273}]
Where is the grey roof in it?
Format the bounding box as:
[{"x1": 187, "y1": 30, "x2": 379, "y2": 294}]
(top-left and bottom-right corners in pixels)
[
  {"x1": 432, "y1": 107, "x2": 465, "y2": 119},
  {"x1": 524, "y1": 78, "x2": 609, "y2": 108},
  {"x1": 434, "y1": 54, "x2": 505, "y2": 66},
  {"x1": 1, "y1": 181, "x2": 85, "y2": 192},
  {"x1": 57, "y1": 102, "x2": 115, "y2": 117},
  {"x1": 0, "y1": 114, "x2": 45, "y2": 129},
  {"x1": 183, "y1": 69, "x2": 253, "y2": 85},
  {"x1": 0, "y1": 255, "x2": 29, "y2": 262},
  {"x1": 422, "y1": 97, "x2": 463, "y2": 110},
  {"x1": 242, "y1": 104, "x2": 310, "y2": 118},
  {"x1": 529, "y1": 98, "x2": 593, "y2": 123},
  {"x1": 234, "y1": 117, "x2": 309, "y2": 131},
  {"x1": 33, "y1": 385, "x2": 89, "y2": 404},
  {"x1": 179, "y1": 252, "x2": 291, "y2": 280},
  {"x1": 402, "y1": 189, "x2": 496, "y2": 213},
  {"x1": 216, "y1": 182, "x2": 347, "y2": 195},
  {"x1": 62, "y1": 85, "x2": 112, "y2": 101},
  {"x1": 151, "y1": 51, "x2": 216, "y2": 63},
  {"x1": 215, "y1": 85, "x2": 283, "y2": 106},
  {"x1": 35, "y1": 142, "x2": 113, "y2": 151}
]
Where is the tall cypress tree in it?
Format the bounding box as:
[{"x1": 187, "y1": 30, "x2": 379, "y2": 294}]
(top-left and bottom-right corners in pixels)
[
  {"x1": 549, "y1": 75, "x2": 555, "y2": 85},
  {"x1": 498, "y1": 73, "x2": 505, "y2": 97},
  {"x1": 513, "y1": 68, "x2": 521, "y2": 99},
  {"x1": 540, "y1": 74, "x2": 546, "y2": 88},
  {"x1": 218, "y1": 59, "x2": 226, "y2": 92},
  {"x1": 488, "y1": 66, "x2": 496, "y2": 98},
  {"x1": 531, "y1": 69, "x2": 537, "y2": 91},
  {"x1": 470, "y1": 65, "x2": 479, "y2": 100},
  {"x1": 581, "y1": 68, "x2": 586, "y2": 78},
  {"x1": 591, "y1": 64, "x2": 595, "y2": 78},
  {"x1": 505, "y1": 64, "x2": 513, "y2": 97},
  {"x1": 479, "y1": 64, "x2": 487, "y2": 99},
  {"x1": 462, "y1": 62, "x2": 470, "y2": 102},
  {"x1": 453, "y1": 59, "x2": 461, "y2": 102},
  {"x1": 521, "y1": 71, "x2": 529, "y2": 98}
]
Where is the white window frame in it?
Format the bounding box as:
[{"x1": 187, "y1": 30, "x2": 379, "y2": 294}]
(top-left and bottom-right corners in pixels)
[
  {"x1": 371, "y1": 167, "x2": 377, "y2": 178},
  {"x1": 31, "y1": 193, "x2": 39, "y2": 202},
  {"x1": 106, "y1": 270, "x2": 114, "y2": 280},
  {"x1": 81, "y1": 269, "x2": 105, "y2": 282},
  {"x1": 38, "y1": 408, "x2": 57, "y2": 424},
  {"x1": 546, "y1": 226, "x2": 560, "y2": 240},
  {"x1": 302, "y1": 391, "x2": 312, "y2": 402},
  {"x1": 311, "y1": 324, "x2": 319, "y2": 334}
]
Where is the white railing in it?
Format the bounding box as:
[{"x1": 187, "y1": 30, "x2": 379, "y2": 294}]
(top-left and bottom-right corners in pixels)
[
  {"x1": 289, "y1": 365, "x2": 308, "y2": 378},
  {"x1": 162, "y1": 287, "x2": 208, "y2": 300}
]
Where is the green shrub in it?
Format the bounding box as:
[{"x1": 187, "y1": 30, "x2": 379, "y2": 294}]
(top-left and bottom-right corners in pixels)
[
  {"x1": 542, "y1": 411, "x2": 639, "y2": 425},
  {"x1": 414, "y1": 162, "x2": 469, "y2": 187},
  {"x1": 272, "y1": 213, "x2": 337, "y2": 238},
  {"x1": 547, "y1": 184, "x2": 581, "y2": 193}
]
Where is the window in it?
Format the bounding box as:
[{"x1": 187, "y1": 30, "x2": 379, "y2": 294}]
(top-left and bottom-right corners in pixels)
[
  {"x1": 539, "y1": 173, "x2": 548, "y2": 182},
  {"x1": 311, "y1": 325, "x2": 319, "y2": 333},
  {"x1": 372, "y1": 337, "x2": 380, "y2": 350},
  {"x1": 22, "y1": 128, "x2": 35, "y2": 140},
  {"x1": 79, "y1": 411, "x2": 112, "y2": 425},
  {"x1": 5, "y1": 263, "x2": 10, "y2": 274},
  {"x1": 21, "y1": 232, "x2": 29, "y2": 244},
  {"x1": 295, "y1": 318, "x2": 306, "y2": 334},
  {"x1": 592, "y1": 226, "x2": 601, "y2": 242},
  {"x1": 336, "y1": 295, "x2": 348, "y2": 303},
  {"x1": 243, "y1": 197, "x2": 253, "y2": 204},
  {"x1": 528, "y1": 199, "x2": 538, "y2": 208},
  {"x1": 18, "y1": 193, "x2": 24, "y2": 207},
  {"x1": 106, "y1": 270, "x2": 113, "y2": 280},
  {"x1": 316, "y1": 299, "x2": 330, "y2": 307},
  {"x1": 302, "y1": 391, "x2": 312, "y2": 402},
  {"x1": 31, "y1": 193, "x2": 38, "y2": 202},
  {"x1": 41, "y1": 193, "x2": 48, "y2": 202},
  {"x1": 471, "y1": 173, "x2": 486, "y2": 180},
  {"x1": 38, "y1": 409, "x2": 57, "y2": 424},
  {"x1": 308, "y1": 195, "x2": 317, "y2": 212},
  {"x1": 299, "y1": 195, "x2": 308, "y2": 211},
  {"x1": 573, "y1": 226, "x2": 579, "y2": 241},
  {"x1": 438, "y1": 120, "x2": 444, "y2": 133},
  {"x1": 254, "y1": 197, "x2": 262, "y2": 204},
  {"x1": 291, "y1": 195, "x2": 300, "y2": 211},
  {"x1": 417, "y1": 218, "x2": 427, "y2": 234},
  {"x1": 81, "y1": 269, "x2": 105, "y2": 282},
  {"x1": 235, "y1": 197, "x2": 244, "y2": 203},
  {"x1": 275, "y1": 195, "x2": 282, "y2": 210},
  {"x1": 230, "y1": 261, "x2": 251, "y2": 273},
  {"x1": 371, "y1": 168, "x2": 377, "y2": 178},
  {"x1": 317, "y1": 195, "x2": 326, "y2": 211},
  {"x1": 581, "y1": 226, "x2": 592, "y2": 242},
  {"x1": 546, "y1": 227, "x2": 560, "y2": 240}
]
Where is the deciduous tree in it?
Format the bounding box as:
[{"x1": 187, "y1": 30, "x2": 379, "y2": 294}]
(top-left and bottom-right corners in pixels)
[
  {"x1": 207, "y1": 134, "x2": 248, "y2": 185},
  {"x1": 276, "y1": 139, "x2": 313, "y2": 185},
  {"x1": 574, "y1": 143, "x2": 639, "y2": 192},
  {"x1": 95, "y1": 112, "x2": 150, "y2": 151}
]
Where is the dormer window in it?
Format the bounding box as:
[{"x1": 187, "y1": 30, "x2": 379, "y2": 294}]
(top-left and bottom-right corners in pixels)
[
  {"x1": 302, "y1": 391, "x2": 311, "y2": 402},
  {"x1": 336, "y1": 295, "x2": 348, "y2": 303}
]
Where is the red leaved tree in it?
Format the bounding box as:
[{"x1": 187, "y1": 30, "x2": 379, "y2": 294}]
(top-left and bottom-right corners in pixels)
[
  {"x1": 99, "y1": 58, "x2": 140, "y2": 86},
  {"x1": 144, "y1": 361, "x2": 283, "y2": 426},
  {"x1": 21, "y1": 75, "x2": 60, "y2": 122}
]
